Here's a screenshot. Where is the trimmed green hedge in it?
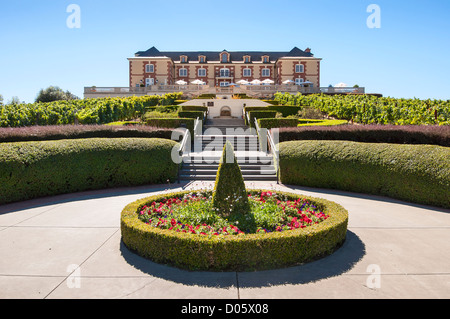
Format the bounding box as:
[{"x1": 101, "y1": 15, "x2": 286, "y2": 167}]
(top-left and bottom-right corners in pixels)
[
  {"x1": 277, "y1": 125, "x2": 450, "y2": 146},
  {"x1": 178, "y1": 111, "x2": 205, "y2": 121},
  {"x1": 279, "y1": 141, "x2": 450, "y2": 208},
  {"x1": 0, "y1": 125, "x2": 175, "y2": 143},
  {"x1": 145, "y1": 118, "x2": 196, "y2": 136},
  {"x1": 121, "y1": 189, "x2": 348, "y2": 271},
  {"x1": 248, "y1": 111, "x2": 278, "y2": 127},
  {"x1": 0, "y1": 138, "x2": 179, "y2": 205},
  {"x1": 245, "y1": 106, "x2": 302, "y2": 117},
  {"x1": 258, "y1": 118, "x2": 299, "y2": 129},
  {"x1": 180, "y1": 105, "x2": 208, "y2": 113}
]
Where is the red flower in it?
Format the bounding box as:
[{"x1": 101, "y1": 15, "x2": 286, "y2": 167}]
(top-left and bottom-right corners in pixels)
[{"x1": 171, "y1": 219, "x2": 176, "y2": 226}]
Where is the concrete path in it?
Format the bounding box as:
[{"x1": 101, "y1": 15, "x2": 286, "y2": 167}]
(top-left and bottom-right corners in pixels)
[{"x1": 0, "y1": 181, "x2": 449, "y2": 299}]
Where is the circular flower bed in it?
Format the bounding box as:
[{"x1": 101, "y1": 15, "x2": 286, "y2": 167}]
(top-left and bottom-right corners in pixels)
[
  {"x1": 121, "y1": 189, "x2": 348, "y2": 271},
  {"x1": 138, "y1": 190, "x2": 329, "y2": 235}
]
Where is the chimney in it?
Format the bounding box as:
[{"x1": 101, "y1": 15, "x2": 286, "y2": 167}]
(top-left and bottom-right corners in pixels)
[{"x1": 305, "y1": 48, "x2": 311, "y2": 53}]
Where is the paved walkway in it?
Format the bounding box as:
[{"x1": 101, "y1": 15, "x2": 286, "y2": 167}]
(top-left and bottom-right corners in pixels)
[{"x1": 0, "y1": 181, "x2": 449, "y2": 299}]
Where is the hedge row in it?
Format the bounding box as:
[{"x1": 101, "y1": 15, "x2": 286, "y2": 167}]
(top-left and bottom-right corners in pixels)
[
  {"x1": 279, "y1": 140, "x2": 450, "y2": 208},
  {"x1": 180, "y1": 105, "x2": 208, "y2": 113},
  {"x1": 145, "y1": 118, "x2": 196, "y2": 137},
  {"x1": 248, "y1": 111, "x2": 278, "y2": 127},
  {"x1": 0, "y1": 138, "x2": 179, "y2": 205},
  {"x1": 277, "y1": 125, "x2": 450, "y2": 147},
  {"x1": 178, "y1": 111, "x2": 206, "y2": 121},
  {"x1": 244, "y1": 106, "x2": 302, "y2": 117},
  {"x1": 258, "y1": 118, "x2": 299, "y2": 129},
  {"x1": 121, "y1": 189, "x2": 348, "y2": 271},
  {"x1": 0, "y1": 125, "x2": 176, "y2": 143}
]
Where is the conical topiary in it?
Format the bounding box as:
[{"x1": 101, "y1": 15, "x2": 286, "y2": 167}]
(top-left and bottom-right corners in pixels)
[{"x1": 212, "y1": 141, "x2": 250, "y2": 218}]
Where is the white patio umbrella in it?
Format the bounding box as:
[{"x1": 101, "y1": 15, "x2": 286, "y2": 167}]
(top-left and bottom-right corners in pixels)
[
  {"x1": 191, "y1": 79, "x2": 204, "y2": 85},
  {"x1": 262, "y1": 79, "x2": 274, "y2": 85},
  {"x1": 282, "y1": 79, "x2": 294, "y2": 84},
  {"x1": 250, "y1": 79, "x2": 262, "y2": 85},
  {"x1": 237, "y1": 80, "x2": 249, "y2": 85},
  {"x1": 176, "y1": 80, "x2": 187, "y2": 85},
  {"x1": 335, "y1": 82, "x2": 347, "y2": 87}
]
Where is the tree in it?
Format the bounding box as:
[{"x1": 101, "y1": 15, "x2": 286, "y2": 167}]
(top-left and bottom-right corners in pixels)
[
  {"x1": 0, "y1": 94, "x2": 3, "y2": 106},
  {"x1": 35, "y1": 86, "x2": 79, "y2": 103},
  {"x1": 8, "y1": 96, "x2": 21, "y2": 105},
  {"x1": 212, "y1": 141, "x2": 250, "y2": 218}
]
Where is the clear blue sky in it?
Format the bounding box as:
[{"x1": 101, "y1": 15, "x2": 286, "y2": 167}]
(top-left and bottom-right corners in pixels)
[{"x1": 1, "y1": 0, "x2": 449, "y2": 103}]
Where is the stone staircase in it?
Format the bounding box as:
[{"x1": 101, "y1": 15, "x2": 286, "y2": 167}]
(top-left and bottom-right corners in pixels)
[{"x1": 179, "y1": 119, "x2": 278, "y2": 182}]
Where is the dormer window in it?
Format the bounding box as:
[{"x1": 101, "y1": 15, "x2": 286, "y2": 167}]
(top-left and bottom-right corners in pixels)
[
  {"x1": 220, "y1": 52, "x2": 229, "y2": 63},
  {"x1": 180, "y1": 55, "x2": 188, "y2": 63},
  {"x1": 244, "y1": 55, "x2": 251, "y2": 63},
  {"x1": 199, "y1": 55, "x2": 206, "y2": 63},
  {"x1": 262, "y1": 55, "x2": 270, "y2": 63}
]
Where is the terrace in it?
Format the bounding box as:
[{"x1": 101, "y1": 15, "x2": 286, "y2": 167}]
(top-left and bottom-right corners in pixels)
[{"x1": 84, "y1": 85, "x2": 365, "y2": 99}]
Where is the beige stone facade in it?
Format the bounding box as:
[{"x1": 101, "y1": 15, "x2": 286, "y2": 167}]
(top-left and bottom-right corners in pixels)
[{"x1": 128, "y1": 47, "x2": 322, "y2": 89}]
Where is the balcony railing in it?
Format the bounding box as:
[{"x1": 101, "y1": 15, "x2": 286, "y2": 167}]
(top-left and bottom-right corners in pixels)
[{"x1": 84, "y1": 85, "x2": 365, "y2": 97}]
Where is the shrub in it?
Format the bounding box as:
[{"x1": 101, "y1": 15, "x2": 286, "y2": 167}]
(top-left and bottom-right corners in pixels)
[
  {"x1": 279, "y1": 140, "x2": 450, "y2": 208},
  {"x1": 248, "y1": 111, "x2": 278, "y2": 127},
  {"x1": 0, "y1": 138, "x2": 179, "y2": 205},
  {"x1": 173, "y1": 100, "x2": 188, "y2": 105},
  {"x1": 121, "y1": 189, "x2": 348, "y2": 271},
  {"x1": 178, "y1": 111, "x2": 205, "y2": 121},
  {"x1": 277, "y1": 125, "x2": 450, "y2": 147},
  {"x1": 145, "y1": 118, "x2": 196, "y2": 137},
  {"x1": 212, "y1": 142, "x2": 250, "y2": 217},
  {"x1": 0, "y1": 125, "x2": 175, "y2": 143},
  {"x1": 262, "y1": 100, "x2": 280, "y2": 105},
  {"x1": 244, "y1": 106, "x2": 302, "y2": 117},
  {"x1": 258, "y1": 118, "x2": 299, "y2": 129},
  {"x1": 180, "y1": 105, "x2": 208, "y2": 113}
]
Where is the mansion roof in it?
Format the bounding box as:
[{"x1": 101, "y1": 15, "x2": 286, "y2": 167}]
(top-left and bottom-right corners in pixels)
[{"x1": 134, "y1": 46, "x2": 315, "y2": 61}]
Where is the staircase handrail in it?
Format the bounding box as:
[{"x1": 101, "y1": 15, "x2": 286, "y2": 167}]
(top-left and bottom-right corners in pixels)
[{"x1": 254, "y1": 117, "x2": 280, "y2": 184}]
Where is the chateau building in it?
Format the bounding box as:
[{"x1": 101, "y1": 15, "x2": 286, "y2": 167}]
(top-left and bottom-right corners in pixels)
[{"x1": 128, "y1": 46, "x2": 321, "y2": 89}]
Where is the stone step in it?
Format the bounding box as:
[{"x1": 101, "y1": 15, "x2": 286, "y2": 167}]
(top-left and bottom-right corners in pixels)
[
  {"x1": 180, "y1": 169, "x2": 277, "y2": 176},
  {"x1": 182, "y1": 164, "x2": 275, "y2": 170},
  {"x1": 182, "y1": 157, "x2": 274, "y2": 164},
  {"x1": 179, "y1": 174, "x2": 278, "y2": 181}
]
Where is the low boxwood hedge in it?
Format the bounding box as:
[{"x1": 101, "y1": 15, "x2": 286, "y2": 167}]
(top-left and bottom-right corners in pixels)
[
  {"x1": 0, "y1": 138, "x2": 179, "y2": 205},
  {"x1": 178, "y1": 111, "x2": 205, "y2": 121},
  {"x1": 248, "y1": 111, "x2": 278, "y2": 127},
  {"x1": 244, "y1": 106, "x2": 302, "y2": 117},
  {"x1": 121, "y1": 189, "x2": 348, "y2": 271},
  {"x1": 279, "y1": 140, "x2": 450, "y2": 208},
  {"x1": 0, "y1": 125, "x2": 175, "y2": 143},
  {"x1": 145, "y1": 118, "x2": 196, "y2": 137},
  {"x1": 258, "y1": 118, "x2": 299, "y2": 129},
  {"x1": 180, "y1": 105, "x2": 208, "y2": 113},
  {"x1": 277, "y1": 125, "x2": 450, "y2": 147}
]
